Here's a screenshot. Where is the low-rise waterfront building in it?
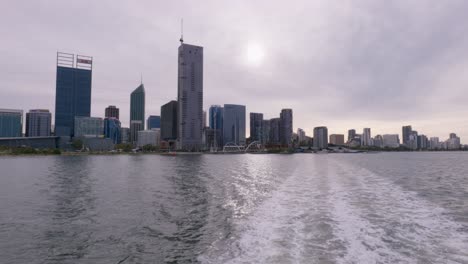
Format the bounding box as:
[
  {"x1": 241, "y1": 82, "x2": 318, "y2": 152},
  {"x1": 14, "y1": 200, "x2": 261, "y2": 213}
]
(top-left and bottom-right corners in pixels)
[
  {"x1": 74, "y1": 117, "x2": 104, "y2": 138},
  {"x1": 0, "y1": 109, "x2": 23, "y2": 138},
  {"x1": 25, "y1": 109, "x2": 51, "y2": 137}
]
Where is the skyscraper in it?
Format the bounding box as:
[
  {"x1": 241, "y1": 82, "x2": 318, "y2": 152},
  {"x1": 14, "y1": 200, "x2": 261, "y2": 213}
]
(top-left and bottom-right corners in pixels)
[
  {"x1": 104, "y1": 117, "x2": 121, "y2": 144},
  {"x1": 269, "y1": 118, "x2": 281, "y2": 145},
  {"x1": 362, "y1": 128, "x2": 372, "y2": 146},
  {"x1": 223, "y1": 104, "x2": 246, "y2": 146},
  {"x1": 130, "y1": 83, "x2": 145, "y2": 143},
  {"x1": 25, "y1": 109, "x2": 51, "y2": 137},
  {"x1": 402, "y1": 125, "x2": 412, "y2": 145},
  {"x1": 348, "y1": 129, "x2": 356, "y2": 142},
  {"x1": 55, "y1": 52, "x2": 92, "y2": 137},
  {"x1": 0, "y1": 109, "x2": 23, "y2": 138},
  {"x1": 161, "y1": 100, "x2": 178, "y2": 141},
  {"x1": 105, "y1": 105, "x2": 119, "y2": 119},
  {"x1": 177, "y1": 41, "x2": 204, "y2": 151},
  {"x1": 209, "y1": 105, "x2": 223, "y2": 148},
  {"x1": 262, "y1": 120, "x2": 271, "y2": 145},
  {"x1": 313, "y1": 126, "x2": 328, "y2": 149},
  {"x1": 280, "y1": 109, "x2": 293, "y2": 146},
  {"x1": 147, "y1": 115, "x2": 161, "y2": 130},
  {"x1": 250, "y1": 112, "x2": 263, "y2": 142}
]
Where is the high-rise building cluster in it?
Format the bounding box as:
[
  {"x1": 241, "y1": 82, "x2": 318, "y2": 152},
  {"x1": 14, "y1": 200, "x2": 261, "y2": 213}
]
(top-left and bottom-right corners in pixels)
[{"x1": 0, "y1": 39, "x2": 465, "y2": 152}]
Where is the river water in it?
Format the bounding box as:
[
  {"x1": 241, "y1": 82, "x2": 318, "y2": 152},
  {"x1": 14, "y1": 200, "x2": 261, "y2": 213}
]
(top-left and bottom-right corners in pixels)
[{"x1": 0, "y1": 153, "x2": 467, "y2": 263}]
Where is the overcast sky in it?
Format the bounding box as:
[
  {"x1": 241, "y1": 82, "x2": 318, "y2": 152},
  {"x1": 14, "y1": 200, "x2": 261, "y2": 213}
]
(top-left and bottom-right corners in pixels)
[{"x1": 2, "y1": 0, "x2": 468, "y2": 140}]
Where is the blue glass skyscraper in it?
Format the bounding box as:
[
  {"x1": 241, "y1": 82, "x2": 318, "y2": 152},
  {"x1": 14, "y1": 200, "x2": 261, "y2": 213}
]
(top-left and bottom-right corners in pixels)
[
  {"x1": 104, "y1": 117, "x2": 121, "y2": 144},
  {"x1": 223, "y1": 104, "x2": 246, "y2": 146},
  {"x1": 54, "y1": 53, "x2": 92, "y2": 137}
]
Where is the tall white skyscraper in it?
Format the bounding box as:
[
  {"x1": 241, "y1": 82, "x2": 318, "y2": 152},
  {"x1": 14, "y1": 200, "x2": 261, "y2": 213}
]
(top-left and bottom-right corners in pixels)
[
  {"x1": 177, "y1": 40, "x2": 204, "y2": 151},
  {"x1": 362, "y1": 128, "x2": 372, "y2": 146}
]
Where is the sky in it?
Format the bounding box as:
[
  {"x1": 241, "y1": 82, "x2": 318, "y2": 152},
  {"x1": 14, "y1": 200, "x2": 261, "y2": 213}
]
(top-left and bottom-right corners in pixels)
[{"x1": 1, "y1": 0, "x2": 468, "y2": 141}]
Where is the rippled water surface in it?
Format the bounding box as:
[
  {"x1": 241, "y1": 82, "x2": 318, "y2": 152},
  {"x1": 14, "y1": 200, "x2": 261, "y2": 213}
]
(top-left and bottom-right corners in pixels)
[{"x1": 1, "y1": 153, "x2": 468, "y2": 263}]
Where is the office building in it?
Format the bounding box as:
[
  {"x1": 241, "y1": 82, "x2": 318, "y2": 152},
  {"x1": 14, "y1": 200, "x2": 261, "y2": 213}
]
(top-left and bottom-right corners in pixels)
[
  {"x1": 250, "y1": 112, "x2": 263, "y2": 142},
  {"x1": 402, "y1": 125, "x2": 412, "y2": 145},
  {"x1": 446, "y1": 133, "x2": 461, "y2": 150},
  {"x1": 269, "y1": 118, "x2": 281, "y2": 145},
  {"x1": 223, "y1": 104, "x2": 246, "y2": 146},
  {"x1": 55, "y1": 52, "x2": 92, "y2": 137},
  {"x1": 362, "y1": 128, "x2": 372, "y2": 146},
  {"x1": 383, "y1": 134, "x2": 400, "y2": 148},
  {"x1": 374, "y1": 135, "x2": 384, "y2": 148},
  {"x1": 209, "y1": 105, "x2": 223, "y2": 148},
  {"x1": 130, "y1": 83, "x2": 145, "y2": 143},
  {"x1": 429, "y1": 137, "x2": 440, "y2": 150},
  {"x1": 105, "y1": 105, "x2": 119, "y2": 119},
  {"x1": 147, "y1": 115, "x2": 161, "y2": 130},
  {"x1": 0, "y1": 109, "x2": 23, "y2": 138},
  {"x1": 297, "y1": 128, "x2": 306, "y2": 144},
  {"x1": 348, "y1": 129, "x2": 356, "y2": 142},
  {"x1": 104, "y1": 117, "x2": 121, "y2": 144},
  {"x1": 262, "y1": 120, "x2": 271, "y2": 145},
  {"x1": 280, "y1": 109, "x2": 293, "y2": 146},
  {"x1": 177, "y1": 41, "x2": 204, "y2": 151},
  {"x1": 130, "y1": 120, "x2": 143, "y2": 143},
  {"x1": 137, "y1": 130, "x2": 160, "y2": 148},
  {"x1": 313, "y1": 126, "x2": 328, "y2": 149},
  {"x1": 329, "y1": 134, "x2": 345, "y2": 145},
  {"x1": 120, "y1": 127, "x2": 130, "y2": 144},
  {"x1": 74, "y1": 116, "x2": 103, "y2": 138},
  {"x1": 417, "y1": 135, "x2": 429, "y2": 150},
  {"x1": 161, "y1": 100, "x2": 178, "y2": 141},
  {"x1": 25, "y1": 109, "x2": 51, "y2": 137},
  {"x1": 203, "y1": 110, "x2": 207, "y2": 128},
  {"x1": 408, "y1": 131, "x2": 418, "y2": 150}
]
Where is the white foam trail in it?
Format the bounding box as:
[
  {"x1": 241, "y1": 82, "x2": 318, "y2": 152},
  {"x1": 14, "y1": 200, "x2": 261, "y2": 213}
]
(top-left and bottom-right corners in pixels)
[
  {"x1": 328, "y1": 158, "x2": 468, "y2": 264},
  {"x1": 200, "y1": 155, "x2": 468, "y2": 264}
]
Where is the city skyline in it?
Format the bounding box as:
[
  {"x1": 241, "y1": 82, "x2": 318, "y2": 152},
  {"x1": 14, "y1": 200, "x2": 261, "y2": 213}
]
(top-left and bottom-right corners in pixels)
[{"x1": 2, "y1": 1, "x2": 468, "y2": 140}]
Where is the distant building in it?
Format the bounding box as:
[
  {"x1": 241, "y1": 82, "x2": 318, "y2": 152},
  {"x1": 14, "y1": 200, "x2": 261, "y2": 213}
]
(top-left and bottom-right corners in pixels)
[
  {"x1": 105, "y1": 105, "x2": 119, "y2": 119},
  {"x1": 361, "y1": 128, "x2": 372, "y2": 146},
  {"x1": 161, "y1": 100, "x2": 178, "y2": 141},
  {"x1": 417, "y1": 135, "x2": 429, "y2": 150},
  {"x1": 262, "y1": 120, "x2": 271, "y2": 145},
  {"x1": 223, "y1": 104, "x2": 246, "y2": 146},
  {"x1": 104, "y1": 117, "x2": 121, "y2": 144},
  {"x1": 408, "y1": 131, "x2": 418, "y2": 150},
  {"x1": 382, "y1": 134, "x2": 400, "y2": 148},
  {"x1": 297, "y1": 128, "x2": 306, "y2": 144},
  {"x1": 280, "y1": 109, "x2": 293, "y2": 146},
  {"x1": 250, "y1": 112, "x2": 263, "y2": 142},
  {"x1": 348, "y1": 129, "x2": 356, "y2": 142},
  {"x1": 347, "y1": 134, "x2": 361, "y2": 148},
  {"x1": 130, "y1": 83, "x2": 145, "y2": 143},
  {"x1": 209, "y1": 105, "x2": 223, "y2": 148},
  {"x1": 429, "y1": 137, "x2": 440, "y2": 150},
  {"x1": 269, "y1": 118, "x2": 281, "y2": 145},
  {"x1": 313, "y1": 126, "x2": 328, "y2": 149},
  {"x1": 402, "y1": 125, "x2": 412, "y2": 146},
  {"x1": 147, "y1": 115, "x2": 161, "y2": 130},
  {"x1": 137, "y1": 130, "x2": 160, "y2": 148},
  {"x1": 74, "y1": 117, "x2": 103, "y2": 138},
  {"x1": 121, "y1": 127, "x2": 130, "y2": 144},
  {"x1": 25, "y1": 109, "x2": 51, "y2": 137},
  {"x1": 55, "y1": 52, "x2": 92, "y2": 137},
  {"x1": 178, "y1": 42, "x2": 204, "y2": 151},
  {"x1": 446, "y1": 133, "x2": 461, "y2": 150},
  {"x1": 130, "y1": 120, "x2": 143, "y2": 143},
  {"x1": 329, "y1": 134, "x2": 345, "y2": 145},
  {"x1": 0, "y1": 109, "x2": 23, "y2": 137},
  {"x1": 373, "y1": 135, "x2": 384, "y2": 148}
]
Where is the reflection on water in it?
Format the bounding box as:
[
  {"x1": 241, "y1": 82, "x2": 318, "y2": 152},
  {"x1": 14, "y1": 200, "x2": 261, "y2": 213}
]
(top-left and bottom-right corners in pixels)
[{"x1": 0, "y1": 153, "x2": 467, "y2": 263}]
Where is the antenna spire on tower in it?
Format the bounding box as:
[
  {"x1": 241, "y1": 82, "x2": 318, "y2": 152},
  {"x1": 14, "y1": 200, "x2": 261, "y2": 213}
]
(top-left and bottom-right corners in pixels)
[
  {"x1": 140, "y1": 73, "x2": 143, "y2": 85},
  {"x1": 180, "y1": 19, "x2": 184, "y2": 43}
]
